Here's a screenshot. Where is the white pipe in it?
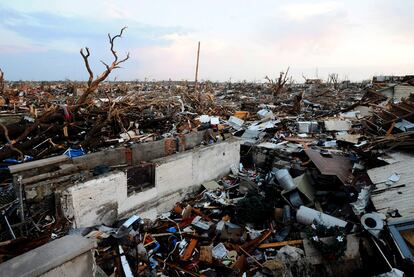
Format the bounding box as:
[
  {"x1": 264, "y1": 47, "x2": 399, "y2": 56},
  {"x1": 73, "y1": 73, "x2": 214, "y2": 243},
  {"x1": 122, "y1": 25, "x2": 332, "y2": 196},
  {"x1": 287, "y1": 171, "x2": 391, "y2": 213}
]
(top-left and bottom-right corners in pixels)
[{"x1": 296, "y1": 206, "x2": 347, "y2": 228}]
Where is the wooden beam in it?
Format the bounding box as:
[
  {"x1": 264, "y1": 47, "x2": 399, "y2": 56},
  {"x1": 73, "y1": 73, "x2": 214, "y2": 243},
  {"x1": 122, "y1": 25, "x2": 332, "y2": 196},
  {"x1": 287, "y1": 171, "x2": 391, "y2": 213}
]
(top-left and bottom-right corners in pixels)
[
  {"x1": 258, "y1": 239, "x2": 303, "y2": 249},
  {"x1": 181, "y1": 239, "x2": 198, "y2": 261},
  {"x1": 194, "y1": 41, "x2": 200, "y2": 91}
]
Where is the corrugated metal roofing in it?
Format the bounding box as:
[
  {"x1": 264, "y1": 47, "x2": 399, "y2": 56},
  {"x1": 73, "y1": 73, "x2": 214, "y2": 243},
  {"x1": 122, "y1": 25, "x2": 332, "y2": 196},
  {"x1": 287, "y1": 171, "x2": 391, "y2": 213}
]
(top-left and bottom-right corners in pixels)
[{"x1": 369, "y1": 159, "x2": 414, "y2": 219}]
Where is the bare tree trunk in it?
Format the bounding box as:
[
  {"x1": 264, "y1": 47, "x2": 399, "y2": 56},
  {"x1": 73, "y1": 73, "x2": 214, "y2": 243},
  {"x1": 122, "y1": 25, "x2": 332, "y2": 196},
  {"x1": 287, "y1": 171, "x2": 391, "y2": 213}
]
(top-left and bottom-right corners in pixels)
[
  {"x1": 12, "y1": 28, "x2": 130, "y2": 147},
  {"x1": 328, "y1": 73, "x2": 339, "y2": 89},
  {"x1": 265, "y1": 67, "x2": 290, "y2": 104}
]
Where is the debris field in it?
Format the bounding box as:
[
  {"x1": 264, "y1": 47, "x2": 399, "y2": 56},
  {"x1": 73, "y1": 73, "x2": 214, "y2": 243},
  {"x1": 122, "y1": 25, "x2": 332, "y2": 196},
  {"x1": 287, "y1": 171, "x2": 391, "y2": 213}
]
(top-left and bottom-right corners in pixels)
[{"x1": 1, "y1": 29, "x2": 414, "y2": 277}]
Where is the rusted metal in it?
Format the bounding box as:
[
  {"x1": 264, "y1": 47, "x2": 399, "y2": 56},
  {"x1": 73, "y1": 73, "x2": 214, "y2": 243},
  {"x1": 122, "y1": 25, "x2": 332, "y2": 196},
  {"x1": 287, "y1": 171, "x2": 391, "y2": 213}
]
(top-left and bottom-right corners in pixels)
[
  {"x1": 125, "y1": 147, "x2": 133, "y2": 166},
  {"x1": 305, "y1": 149, "x2": 353, "y2": 185},
  {"x1": 164, "y1": 138, "x2": 176, "y2": 156}
]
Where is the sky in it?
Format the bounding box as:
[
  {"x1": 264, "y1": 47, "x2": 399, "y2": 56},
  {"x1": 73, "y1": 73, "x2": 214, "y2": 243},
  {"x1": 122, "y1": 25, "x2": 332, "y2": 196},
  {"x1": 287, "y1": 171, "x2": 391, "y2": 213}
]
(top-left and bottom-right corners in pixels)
[{"x1": 0, "y1": 0, "x2": 413, "y2": 82}]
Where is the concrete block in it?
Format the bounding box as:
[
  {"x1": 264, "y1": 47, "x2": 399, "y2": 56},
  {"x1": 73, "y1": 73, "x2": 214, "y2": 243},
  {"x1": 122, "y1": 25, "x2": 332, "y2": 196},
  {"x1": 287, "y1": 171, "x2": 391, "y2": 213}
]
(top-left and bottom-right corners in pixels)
[
  {"x1": 74, "y1": 148, "x2": 125, "y2": 169},
  {"x1": 0, "y1": 235, "x2": 96, "y2": 277},
  {"x1": 132, "y1": 139, "x2": 165, "y2": 161},
  {"x1": 183, "y1": 131, "x2": 206, "y2": 150}
]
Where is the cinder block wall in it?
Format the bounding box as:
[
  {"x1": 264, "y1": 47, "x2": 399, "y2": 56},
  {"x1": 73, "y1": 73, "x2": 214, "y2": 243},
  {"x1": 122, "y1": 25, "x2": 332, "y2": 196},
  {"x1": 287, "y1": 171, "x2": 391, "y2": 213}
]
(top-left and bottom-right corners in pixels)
[
  {"x1": 62, "y1": 139, "x2": 241, "y2": 227},
  {"x1": 18, "y1": 131, "x2": 207, "y2": 202}
]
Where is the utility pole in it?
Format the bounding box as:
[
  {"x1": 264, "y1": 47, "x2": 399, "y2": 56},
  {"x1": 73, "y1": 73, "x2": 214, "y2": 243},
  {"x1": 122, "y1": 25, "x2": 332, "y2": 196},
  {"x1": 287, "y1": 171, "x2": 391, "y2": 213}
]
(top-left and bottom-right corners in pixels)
[{"x1": 194, "y1": 41, "x2": 200, "y2": 92}]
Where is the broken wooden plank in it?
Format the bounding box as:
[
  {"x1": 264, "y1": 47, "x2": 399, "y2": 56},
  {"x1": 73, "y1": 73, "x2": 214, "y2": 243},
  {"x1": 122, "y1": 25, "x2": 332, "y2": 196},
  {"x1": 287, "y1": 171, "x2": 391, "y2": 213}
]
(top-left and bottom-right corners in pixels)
[
  {"x1": 258, "y1": 239, "x2": 303, "y2": 249},
  {"x1": 199, "y1": 245, "x2": 213, "y2": 264},
  {"x1": 181, "y1": 239, "x2": 198, "y2": 261}
]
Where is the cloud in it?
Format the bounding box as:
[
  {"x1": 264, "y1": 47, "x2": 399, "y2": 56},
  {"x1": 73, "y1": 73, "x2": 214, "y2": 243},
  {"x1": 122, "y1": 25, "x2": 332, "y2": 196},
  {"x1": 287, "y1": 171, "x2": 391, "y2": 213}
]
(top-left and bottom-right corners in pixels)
[
  {"x1": 132, "y1": 33, "x2": 289, "y2": 81},
  {"x1": 103, "y1": 0, "x2": 132, "y2": 20},
  {"x1": 1, "y1": 0, "x2": 414, "y2": 81},
  {"x1": 254, "y1": 1, "x2": 349, "y2": 55},
  {"x1": 0, "y1": 4, "x2": 186, "y2": 54},
  {"x1": 282, "y1": 1, "x2": 342, "y2": 21},
  {"x1": 0, "y1": 3, "x2": 188, "y2": 81}
]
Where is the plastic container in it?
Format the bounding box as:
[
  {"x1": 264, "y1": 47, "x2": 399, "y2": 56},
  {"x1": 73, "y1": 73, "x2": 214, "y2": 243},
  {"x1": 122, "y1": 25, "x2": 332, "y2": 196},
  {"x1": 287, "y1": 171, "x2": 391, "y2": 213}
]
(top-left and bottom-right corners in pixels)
[{"x1": 275, "y1": 169, "x2": 296, "y2": 190}]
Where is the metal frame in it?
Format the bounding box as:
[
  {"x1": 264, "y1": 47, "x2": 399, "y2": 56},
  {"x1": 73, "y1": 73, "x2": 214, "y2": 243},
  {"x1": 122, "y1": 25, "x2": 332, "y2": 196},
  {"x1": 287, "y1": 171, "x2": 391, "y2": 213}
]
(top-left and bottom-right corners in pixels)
[{"x1": 388, "y1": 220, "x2": 414, "y2": 262}]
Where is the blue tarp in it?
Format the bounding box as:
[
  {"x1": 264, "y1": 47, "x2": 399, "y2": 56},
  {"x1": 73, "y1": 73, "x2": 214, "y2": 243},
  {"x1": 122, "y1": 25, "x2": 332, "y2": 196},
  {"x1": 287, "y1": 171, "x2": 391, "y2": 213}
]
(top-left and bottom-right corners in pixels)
[
  {"x1": 63, "y1": 148, "x2": 86, "y2": 158},
  {"x1": 3, "y1": 155, "x2": 33, "y2": 165}
]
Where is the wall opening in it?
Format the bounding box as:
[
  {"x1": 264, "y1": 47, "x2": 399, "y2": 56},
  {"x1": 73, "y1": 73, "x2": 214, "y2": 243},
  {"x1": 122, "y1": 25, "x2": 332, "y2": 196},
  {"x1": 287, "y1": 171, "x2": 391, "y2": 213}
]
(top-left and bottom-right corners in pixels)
[{"x1": 126, "y1": 162, "x2": 155, "y2": 196}]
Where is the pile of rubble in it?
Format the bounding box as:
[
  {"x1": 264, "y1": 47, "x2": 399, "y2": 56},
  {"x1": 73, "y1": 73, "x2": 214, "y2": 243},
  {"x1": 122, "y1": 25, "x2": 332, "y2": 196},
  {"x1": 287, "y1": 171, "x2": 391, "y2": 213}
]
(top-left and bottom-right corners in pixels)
[
  {"x1": 0, "y1": 81, "x2": 234, "y2": 163},
  {"x1": 78, "y1": 74, "x2": 413, "y2": 276},
  {"x1": 1, "y1": 31, "x2": 414, "y2": 275},
  {"x1": 79, "y1": 164, "x2": 360, "y2": 277},
  {"x1": 2, "y1": 74, "x2": 414, "y2": 275}
]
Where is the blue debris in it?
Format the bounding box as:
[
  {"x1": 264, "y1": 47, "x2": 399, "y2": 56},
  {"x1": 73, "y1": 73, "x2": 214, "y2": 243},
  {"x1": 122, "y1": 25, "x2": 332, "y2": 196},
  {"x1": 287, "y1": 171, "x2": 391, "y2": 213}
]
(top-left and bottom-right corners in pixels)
[
  {"x1": 166, "y1": 227, "x2": 177, "y2": 233},
  {"x1": 63, "y1": 147, "x2": 85, "y2": 158},
  {"x1": 3, "y1": 155, "x2": 33, "y2": 165}
]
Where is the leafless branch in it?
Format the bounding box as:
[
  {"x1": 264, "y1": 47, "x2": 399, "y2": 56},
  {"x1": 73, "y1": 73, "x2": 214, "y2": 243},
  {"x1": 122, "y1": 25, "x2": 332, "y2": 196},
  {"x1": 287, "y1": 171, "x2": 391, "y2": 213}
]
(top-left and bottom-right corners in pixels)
[
  {"x1": 266, "y1": 67, "x2": 290, "y2": 102},
  {"x1": 76, "y1": 27, "x2": 130, "y2": 107},
  {"x1": 265, "y1": 76, "x2": 274, "y2": 85},
  {"x1": 301, "y1": 73, "x2": 307, "y2": 82},
  {"x1": 108, "y1": 26, "x2": 127, "y2": 63},
  {"x1": 0, "y1": 123, "x2": 24, "y2": 159},
  {"x1": 328, "y1": 73, "x2": 339, "y2": 89},
  {"x1": 80, "y1": 47, "x2": 93, "y2": 87},
  {"x1": 100, "y1": 60, "x2": 110, "y2": 70}
]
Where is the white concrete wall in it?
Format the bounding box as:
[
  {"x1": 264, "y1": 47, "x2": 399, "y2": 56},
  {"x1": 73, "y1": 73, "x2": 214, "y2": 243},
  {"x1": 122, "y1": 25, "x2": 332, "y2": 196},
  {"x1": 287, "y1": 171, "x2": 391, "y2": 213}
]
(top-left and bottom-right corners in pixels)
[
  {"x1": 63, "y1": 172, "x2": 124, "y2": 227},
  {"x1": 62, "y1": 139, "x2": 240, "y2": 227},
  {"x1": 192, "y1": 139, "x2": 240, "y2": 185},
  {"x1": 0, "y1": 235, "x2": 96, "y2": 277},
  {"x1": 42, "y1": 251, "x2": 95, "y2": 277},
  {"x1": 153, "y1": 152, "x2": 194, "y2": 196}
]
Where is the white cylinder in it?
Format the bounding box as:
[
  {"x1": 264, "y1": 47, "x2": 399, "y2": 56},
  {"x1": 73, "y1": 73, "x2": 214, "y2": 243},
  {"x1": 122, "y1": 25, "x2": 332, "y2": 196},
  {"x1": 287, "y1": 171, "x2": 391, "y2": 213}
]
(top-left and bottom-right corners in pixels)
[
  {"x1": 275, "y1": 169, "x2": 296, "y2": 190},
  {"x1": 296, "y1": 206, "x2": 347, "y2": 228},
  {"x1": 361, "y1": 212, "x2": 384, "y2": 238}
]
